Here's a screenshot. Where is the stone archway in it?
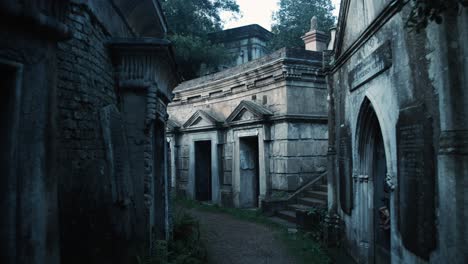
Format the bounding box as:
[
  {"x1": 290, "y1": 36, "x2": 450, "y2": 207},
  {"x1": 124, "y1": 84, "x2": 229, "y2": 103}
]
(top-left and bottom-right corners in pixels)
[{"x1": 355, "y1": 98, "x2": 391, "y2": 264}]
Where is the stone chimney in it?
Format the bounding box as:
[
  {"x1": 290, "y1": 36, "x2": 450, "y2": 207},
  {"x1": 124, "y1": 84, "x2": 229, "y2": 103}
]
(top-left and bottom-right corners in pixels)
[{"x1": 302, "y1": 16, "x2": 329, "y2": 52}]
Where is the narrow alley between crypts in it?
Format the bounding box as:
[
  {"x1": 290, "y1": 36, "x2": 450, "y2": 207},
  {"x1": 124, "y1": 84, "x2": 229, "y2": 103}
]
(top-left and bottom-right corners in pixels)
[{"x1": 186, "y1": 208, "x2": 296, "y2": 264}]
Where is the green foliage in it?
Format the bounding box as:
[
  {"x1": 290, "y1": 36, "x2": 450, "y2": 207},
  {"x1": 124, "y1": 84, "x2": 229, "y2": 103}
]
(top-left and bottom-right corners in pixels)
[
  {"x1": 168, "y1": 34, "x2": 234, "y2": 80},
  {"x1": 136, "y1": 210, "x2": 207, "y2": 264},
  {"x1": 175, "y1": 197, "x2": 280, "y2": 228},
  {"x1": 269, "y1": 0, "x2": 336, "y2": 51},
  {"x1": 405, "y1": 0, "x2": 468, "y2": 32},
  {"x1": 280, "y1": 231, "x2": 331, "y2": 264},
  {"x1": 306, "y1": 207, "x2": 328, "y2": 241},
  {"x1": 161, "y1": 0, "x2": 240, "y2": 79}
]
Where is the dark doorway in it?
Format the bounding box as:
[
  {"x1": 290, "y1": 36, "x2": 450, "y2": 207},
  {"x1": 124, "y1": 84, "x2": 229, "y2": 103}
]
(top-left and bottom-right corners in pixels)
[
  {"x1": 373, "y1": 122, "x2": 390, "y2": 264},
  {"x1": 153, "y1": 119, "x2": 167, "y2": 240},
  {"x1": 239, "y1": 136, "x2": 260, "y2": 208},
  {"x1": 0, "y1": 63, "x2": 18, "y2": 263},
  {"x1": 357, "y1": 98, "x2": 390, "y2": 264},
  {"x1": 195, "y1": 141, "x2": 212, "y2": 201}
]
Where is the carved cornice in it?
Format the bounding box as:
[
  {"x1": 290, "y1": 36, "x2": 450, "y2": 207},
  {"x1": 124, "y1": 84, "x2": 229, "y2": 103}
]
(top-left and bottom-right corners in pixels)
[
  {"x1": 172, "y1": 48, "x2": 324, "y2": 100},
  {"x1": 439, "y1": 130, "x2": 468, "y2": 155},
  {"x1": 270, "y1": 114, "x2": 328, "y2": 124},
  {"x1": 108, "y1": 37, "x2": 180, "y2": 91}
]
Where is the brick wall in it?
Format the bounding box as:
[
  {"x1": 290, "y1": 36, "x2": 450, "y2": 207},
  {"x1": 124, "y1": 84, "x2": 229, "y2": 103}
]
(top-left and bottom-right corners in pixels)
[{"x1": 55, "y1": 3, "x2": 128, "y2": 262}]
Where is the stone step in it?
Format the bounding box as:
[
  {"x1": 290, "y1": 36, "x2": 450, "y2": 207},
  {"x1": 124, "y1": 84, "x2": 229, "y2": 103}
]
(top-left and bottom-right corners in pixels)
[
  {"x1": 304, "y1": 190, "x2": 328, "y2": 200},
  {"x1": 276, "y1": 210, "x2": 297, "y2": 223},
  {"x1": 310, "y1": 184, "x2": 327, "y2": 192},
  {"x1": 287, "y1": 203, "x2": 311, "y2": 212},
  {"x1": 267, "y1": 216, "x2": 296, "y2": 229},
  {"x1": 298, "y1": 197, "x2": 327, "y2": 207}
]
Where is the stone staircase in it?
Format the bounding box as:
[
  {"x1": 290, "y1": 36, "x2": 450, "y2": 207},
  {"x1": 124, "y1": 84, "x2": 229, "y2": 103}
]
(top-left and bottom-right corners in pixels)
[
  {"x1": 262, "y1": 172, "x2": 328, "y2": 227},
  {"x1": 276, "y1": 182, "x2": 328, "y2": 224}
]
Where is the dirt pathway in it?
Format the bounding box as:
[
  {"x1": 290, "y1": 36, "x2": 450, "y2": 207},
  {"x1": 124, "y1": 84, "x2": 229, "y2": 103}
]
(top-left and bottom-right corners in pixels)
[{"x1": 186, "y1": 208, "x2": 298, "y2": 264}]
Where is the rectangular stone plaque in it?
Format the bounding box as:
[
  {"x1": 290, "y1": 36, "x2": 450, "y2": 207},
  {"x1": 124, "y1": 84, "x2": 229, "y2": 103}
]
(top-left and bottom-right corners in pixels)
[
  {"x1": 338, "y1": 125, "x2": 353, "y2": 215},
  {"x1": 397, "y1": 105, "x2": 435, "y2": 260},
  {"x1": 349, "y1": 41, "x2": 392, "y2": 91},
  {"x1": 100, "y1": 105, "x2": 133, "y2": 202}
]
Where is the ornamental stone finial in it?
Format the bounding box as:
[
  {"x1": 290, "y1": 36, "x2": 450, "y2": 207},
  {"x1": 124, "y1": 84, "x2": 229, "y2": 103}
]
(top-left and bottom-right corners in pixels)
[{"x1": 310, "y1": 16, "x2": 318, "y2": 31}]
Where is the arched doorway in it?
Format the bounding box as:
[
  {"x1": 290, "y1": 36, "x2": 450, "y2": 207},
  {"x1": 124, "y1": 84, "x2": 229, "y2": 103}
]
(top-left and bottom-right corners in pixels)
[{"x1": 356, "y1": 98, "x2": 390, "y2": 264}]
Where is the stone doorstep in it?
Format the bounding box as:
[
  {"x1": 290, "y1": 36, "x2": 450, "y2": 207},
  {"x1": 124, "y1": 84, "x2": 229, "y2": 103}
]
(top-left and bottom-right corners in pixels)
[
  {"x1": 297, "y1": 197, "x2": 326, "y2": 207},
  {"x1": 304, "y1": 190, "x2": 327, "y2": 200},
  {"x1": 311, "y1": 184, "x2": 327, "y2": 192},
  {"x1": 277, "y1": 209, "x2": 297, "y2": 223}
]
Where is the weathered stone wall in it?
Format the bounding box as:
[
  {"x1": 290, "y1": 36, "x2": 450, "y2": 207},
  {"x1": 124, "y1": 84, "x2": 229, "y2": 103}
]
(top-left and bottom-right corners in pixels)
[
  {"x1": 55, "y1": 1, "x2": 178, "y2": 262},
  {"x1": 56, "y1": 3, "x2": 135, "y2": 262},
  {"x1": 270, "y1": 122, "x2": 328, "y2": 191},
  {"x1": 0, "y1": 1, "x2": 69, "y2": 263},
  {"x1": 330, "y1": 1, "x2": 467, "y2": 263},
  {"x1": 0, "y1": 1, "x2": 176, "y2": 263},
  {"x1": 168, "y1": 48, "x2": 328, "y2": 206}
]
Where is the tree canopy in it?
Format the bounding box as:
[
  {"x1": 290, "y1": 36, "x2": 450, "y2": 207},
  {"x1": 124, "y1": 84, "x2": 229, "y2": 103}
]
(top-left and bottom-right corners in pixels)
[
  {"x1": 161, "y1": 0, "x2": 240, "y2": 80},
  {"x1": 269, "y1": 0, "x2": 336, "y2": 51},
  {"x1": 405, "y1": 0, "x2": 467, "y2": 32}
]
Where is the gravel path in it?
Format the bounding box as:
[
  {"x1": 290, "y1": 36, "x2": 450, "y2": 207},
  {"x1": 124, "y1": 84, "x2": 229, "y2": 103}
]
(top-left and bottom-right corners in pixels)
[{"x1": 187, "y1": 208, "x2": 298, "y2": 264}]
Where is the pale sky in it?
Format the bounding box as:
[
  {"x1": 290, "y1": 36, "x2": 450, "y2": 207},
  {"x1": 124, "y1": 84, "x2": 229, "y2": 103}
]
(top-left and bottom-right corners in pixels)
[{"x1": 222, "y1": 0, "x2": 341, "y2": 30}]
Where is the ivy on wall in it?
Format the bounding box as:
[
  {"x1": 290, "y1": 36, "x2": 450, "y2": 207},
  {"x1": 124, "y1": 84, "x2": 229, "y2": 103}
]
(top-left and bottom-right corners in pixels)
[{"x1": 405, "y1": 0, "x2": 468, "y2": 32}]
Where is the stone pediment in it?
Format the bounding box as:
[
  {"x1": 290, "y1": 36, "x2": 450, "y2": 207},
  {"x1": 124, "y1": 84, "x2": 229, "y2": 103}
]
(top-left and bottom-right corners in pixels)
[
  {"x1": 183, "y1": 110, "x2": 221, "y2": 129},
  {"x1": 166, "y1": 119, "x2": 181, "y2": 132},
  {"x1": 226, "y1": 100, "x2": 273, "y2": 123}
]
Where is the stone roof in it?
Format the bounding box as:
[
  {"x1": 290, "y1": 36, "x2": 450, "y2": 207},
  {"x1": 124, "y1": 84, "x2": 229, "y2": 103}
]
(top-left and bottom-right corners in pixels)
[
  {"x1": 208, "y1": 24, "x2": 273, "y2": 43},
  {"x1": 173, "y1": 48, "x2": 323, "y2": 93}
]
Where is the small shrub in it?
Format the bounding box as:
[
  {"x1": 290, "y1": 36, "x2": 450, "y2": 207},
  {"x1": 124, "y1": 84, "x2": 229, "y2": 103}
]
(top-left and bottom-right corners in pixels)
[{"x1": 136, "y1": 210, "x2": 207, "y2": 264}]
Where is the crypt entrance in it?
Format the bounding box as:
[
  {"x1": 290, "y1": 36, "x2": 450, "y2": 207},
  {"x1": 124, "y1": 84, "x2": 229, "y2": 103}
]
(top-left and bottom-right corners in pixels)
[
  {"x1": 194, "y1": 140, "x2": 212, "y2": 202},
  {"x1": 356, "y1": 98, "x2": 390, "y2": 264},
  {"x1": 239, "y1": 136, "x2": 260, "y2": 208}
]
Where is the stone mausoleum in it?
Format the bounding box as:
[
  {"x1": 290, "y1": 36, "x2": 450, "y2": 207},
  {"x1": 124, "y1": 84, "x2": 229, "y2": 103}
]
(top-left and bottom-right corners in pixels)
[
  {"x1": 168, "y1": 25, "x2": 330, "y2": 208},
  {"x1": 326, "y1": 1, "x2": 468, "y2": 263},
  {"x1": 0, "y1": 1, "x2": 178, "y2": 263},
  {"x1": 209, "y1": 24, "x2": 273, "y2": 68}
]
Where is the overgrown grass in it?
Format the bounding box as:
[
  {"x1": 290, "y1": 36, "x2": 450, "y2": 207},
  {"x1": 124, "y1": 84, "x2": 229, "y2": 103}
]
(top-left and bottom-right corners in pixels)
[
  {"x1": 137, "y1": 208, "x2": 208, "y2": 264},
  {"x1": 176, "y1": 197, "x2": 331, "y2": 264}
]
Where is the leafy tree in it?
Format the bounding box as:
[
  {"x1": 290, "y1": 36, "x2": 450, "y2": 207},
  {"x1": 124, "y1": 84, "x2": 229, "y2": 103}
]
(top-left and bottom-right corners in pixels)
[
  {"x1": 269, "y1": 0, "x2": 336, "y2": 51},
  {"x1": 405, "y1": 0, "x2": 468, "y2": 32},
  {"x1": 161, "y1": 0, "x2": 240, "y2": 79}
]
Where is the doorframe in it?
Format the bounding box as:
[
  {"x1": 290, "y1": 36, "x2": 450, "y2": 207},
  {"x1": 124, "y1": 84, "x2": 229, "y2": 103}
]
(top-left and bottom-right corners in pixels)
[
  {"x1": 0, "y1": 59, "x2": 23, "y2": 260},
  {"x1": 232, "y1": 126, "x2": 268, "y2": 208},
  {"x1": 354, "y1": 96, "x2": 394, "y2": 263},
  {"x1": 187, "y1": 131, "x2": 221, "y2": 204}
]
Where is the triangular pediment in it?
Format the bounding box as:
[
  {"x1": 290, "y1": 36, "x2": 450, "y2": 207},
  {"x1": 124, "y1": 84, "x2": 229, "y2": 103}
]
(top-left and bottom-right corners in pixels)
[
  {"x1": 183, "y1": 110, "x2": 220, "y2": 129},
  {"x1": 226, "y1": 100, "x2": 273, "y2": 123},
  {"x1": 166, "y1": 119, "x2": 181, "y2": 132}
]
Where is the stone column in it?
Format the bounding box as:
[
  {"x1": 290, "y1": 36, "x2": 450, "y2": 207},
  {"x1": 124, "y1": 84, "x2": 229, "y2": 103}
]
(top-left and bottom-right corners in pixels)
[
  {"x1": 431, "y1": 8, "x2": 468, "y2": 263},
  {"x1": 109, "y1": 37, "x2": 178, "y2": 250}
]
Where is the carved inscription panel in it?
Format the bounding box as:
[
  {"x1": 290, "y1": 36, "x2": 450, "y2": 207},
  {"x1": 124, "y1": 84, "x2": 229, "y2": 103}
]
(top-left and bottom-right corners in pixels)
[
  {"x1": 338, "y1": 125, "x2": 353, "y2": 214},
  {"x1": 100, "y1": 105, "x2": 133, "y2": 202},
  {"x1": 349, "y1": 41, "x2": 392, "y2": 91},
  {"x1": 397, "y1": 105, "x2": 435, "y2": 260}
]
